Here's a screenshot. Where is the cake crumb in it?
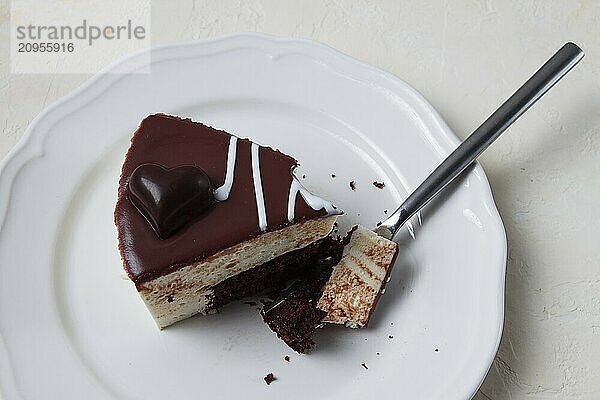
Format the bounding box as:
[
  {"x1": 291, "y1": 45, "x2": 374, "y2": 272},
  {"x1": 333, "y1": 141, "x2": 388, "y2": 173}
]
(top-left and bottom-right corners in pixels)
[
  {"x1": 349, "y1": 181, "x2": 356, "y2": 191},
  {"x1": 373, "y1": 181, "x2": 385, "y2": 189},
  {"x1": 361, "y1": 363, "x2": 369, "y2": 370},
  {"x1": 264, "y1": 373, "x2": 276, "y2": 385},
  {"x1": 284, "y1": 355, "x2": 290, "y2": 362}
]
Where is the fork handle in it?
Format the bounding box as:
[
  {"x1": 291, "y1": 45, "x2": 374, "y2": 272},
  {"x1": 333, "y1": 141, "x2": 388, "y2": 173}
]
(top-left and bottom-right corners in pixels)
[{"x1": 377, "y1": 42, "x2": 584, "y2": 239}]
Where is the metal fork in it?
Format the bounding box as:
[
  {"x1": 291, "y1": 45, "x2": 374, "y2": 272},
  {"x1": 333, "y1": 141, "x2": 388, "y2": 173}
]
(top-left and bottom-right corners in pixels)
[{"x1": 374, "y1": 42, "x2": 584, "y2": 240}]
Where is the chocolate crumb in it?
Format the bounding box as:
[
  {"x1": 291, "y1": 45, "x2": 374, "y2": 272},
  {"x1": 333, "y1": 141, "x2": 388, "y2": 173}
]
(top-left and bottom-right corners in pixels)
[
  {"x1": 384, "y1": 209, "x2": 388, "y2": 214},
  {"x1": 264, "y1": 373, "x2": 276, "y2": 385},
  {"x1": 376, "y1": 352, "x2": 381, "y2": 356},
  {"x1": 388, "y1": 335, "x2": 394, "y2": 339},
  {"x1": 435, "y1": 348, "x2": 439, "y2": 352},
  {"x1": 376, "y1": 221, "x2": 382, "y2": 227},
  {"x1": 284, "y1": 355, "x2": 290, "y2": 362},
  {"x1": 361, "y1": 363, "x2": 369, "y2": 370},
  {"x1": 390, "y1": 322, "x2": 394, "y2": 326},
  {"x1": 302, "y1": 174, "x2": 306, "y2": 179},
  {"x1": 349, "y1": 181, "x2": 356, "y2": 191},
  {"x1": 166, "y1": 295, "x2": 174, "y2": 303},
  {"x1": 331, "y1": 174, "x2": 336, "y2": 178},
  {"x1": 244, "y1": 301, "x2": 257, "y2": 306},
  {"x1": 373, "y1": 181, "x2": 385, "y2": 189}
]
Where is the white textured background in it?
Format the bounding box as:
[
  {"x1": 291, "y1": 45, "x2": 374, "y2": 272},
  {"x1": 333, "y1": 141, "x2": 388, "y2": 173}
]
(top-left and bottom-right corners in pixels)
[{"x1": 1, "y1": 1, "x2": 599, "y2": 399}]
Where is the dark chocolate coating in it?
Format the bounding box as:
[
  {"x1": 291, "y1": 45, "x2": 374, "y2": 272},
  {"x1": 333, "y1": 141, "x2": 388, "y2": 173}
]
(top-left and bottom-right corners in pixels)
[
  {"x1": 114, "y1": 114, "x2": 329, "y2": 284},
  {"x1": 128, "y1": 163, "x2": 215, "y2": 240}
]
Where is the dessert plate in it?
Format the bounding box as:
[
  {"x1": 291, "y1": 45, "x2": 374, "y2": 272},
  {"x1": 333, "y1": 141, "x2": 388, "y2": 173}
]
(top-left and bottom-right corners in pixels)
[{"x1": 0, "y1": 34, "x2": 506, "y2": 400}]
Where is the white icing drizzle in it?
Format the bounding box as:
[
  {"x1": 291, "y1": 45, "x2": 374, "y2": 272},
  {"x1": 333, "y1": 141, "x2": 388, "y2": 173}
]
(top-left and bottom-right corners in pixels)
[
  {"x1": 214, "y1": 136, "x2": 334, "y2": 231},
  {"x1": 214, "y1": 136, "x2": 238, "y2": 201},
  {"x1": 287, "y1": 176, "x2": 336, "y2": 222},
  {"x1": 251, "y1": 143, "x2": 268, "y2": 231}
]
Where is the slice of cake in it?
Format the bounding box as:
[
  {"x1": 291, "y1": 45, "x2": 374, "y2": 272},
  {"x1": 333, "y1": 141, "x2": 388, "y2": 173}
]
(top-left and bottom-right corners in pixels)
[{"x1": 115, "y1": 114, "x2": 340, "y2": 329}]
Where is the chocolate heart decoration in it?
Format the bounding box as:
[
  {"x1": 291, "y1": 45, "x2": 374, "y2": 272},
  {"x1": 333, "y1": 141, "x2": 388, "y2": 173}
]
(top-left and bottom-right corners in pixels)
[{"x1": 128, "y1": 163, "x2": 215, "y2": 240}]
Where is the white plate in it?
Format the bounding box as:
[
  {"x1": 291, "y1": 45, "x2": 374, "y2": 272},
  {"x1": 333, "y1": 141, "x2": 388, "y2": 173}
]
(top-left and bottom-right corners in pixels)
[{"x1": 0, "y1": 34, "x2": 506, "y2": 400}]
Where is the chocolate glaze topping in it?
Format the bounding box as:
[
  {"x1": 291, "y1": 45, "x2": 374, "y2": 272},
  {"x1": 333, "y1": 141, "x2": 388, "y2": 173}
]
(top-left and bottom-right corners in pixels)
[{"x1": 115, "y1": 114, "x2": 333, "y2": 284}]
